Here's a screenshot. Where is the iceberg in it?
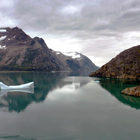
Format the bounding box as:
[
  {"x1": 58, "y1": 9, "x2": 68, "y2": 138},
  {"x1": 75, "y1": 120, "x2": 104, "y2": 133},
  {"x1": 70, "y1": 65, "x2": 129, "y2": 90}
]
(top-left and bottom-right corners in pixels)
[{"x1": 0, "y1": 82, "x2": 34, "y2": 90}]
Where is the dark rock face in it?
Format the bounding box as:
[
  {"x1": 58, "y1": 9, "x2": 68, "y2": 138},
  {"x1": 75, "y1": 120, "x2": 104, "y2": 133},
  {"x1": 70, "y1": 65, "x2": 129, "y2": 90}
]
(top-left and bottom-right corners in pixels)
[
  {"x1": 0, "y1": 27, "x2": 98, "y2": 72},
  {"x1": 89, "y1": 45, "x2": 140, "y2": 79}
]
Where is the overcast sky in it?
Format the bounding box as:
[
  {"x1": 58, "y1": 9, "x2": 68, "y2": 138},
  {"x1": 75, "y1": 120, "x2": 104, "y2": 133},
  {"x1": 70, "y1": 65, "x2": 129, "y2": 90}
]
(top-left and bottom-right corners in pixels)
[{"x1": 1, "y1": 0, "x2": 140, "y2": 66}]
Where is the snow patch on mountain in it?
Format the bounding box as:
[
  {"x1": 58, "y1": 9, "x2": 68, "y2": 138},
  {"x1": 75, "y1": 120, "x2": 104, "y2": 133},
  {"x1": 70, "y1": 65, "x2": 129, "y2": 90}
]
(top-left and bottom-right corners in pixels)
[
  {"x1": 0, "y1": 36, "x2": 7, "y2": 41},
  {"x1": 56, "y1": 52, "x2": 60, "y2": 55},
  {"x1": 62, "y1": 52, "x2": 81, "y2": 59},
  {"x1": 0, "y1": 45, "x2": 6, "y2": 49},
  {"x1": 0, "y1": 29, "x2": 6, "y2": 32},
  {"x1": 54, "y1": 51, "x2": 81, "y2": 59}
]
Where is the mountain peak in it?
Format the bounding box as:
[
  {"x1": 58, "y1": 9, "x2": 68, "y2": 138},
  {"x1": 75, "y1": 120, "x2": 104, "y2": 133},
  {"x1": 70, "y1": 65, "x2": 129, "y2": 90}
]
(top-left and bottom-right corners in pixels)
[{"x1": 0, "y1": 26, "x2": 33, "y2": 48}]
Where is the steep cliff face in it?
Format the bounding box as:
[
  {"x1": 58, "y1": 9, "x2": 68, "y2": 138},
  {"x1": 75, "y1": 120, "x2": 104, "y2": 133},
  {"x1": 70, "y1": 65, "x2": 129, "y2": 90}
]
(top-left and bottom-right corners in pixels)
[
  {"x1": 89, "y1": 45, "x2": 140, "y2": 79},
  {"x1": 0, "y1": 27, "x2": 98, "y2": 72}
]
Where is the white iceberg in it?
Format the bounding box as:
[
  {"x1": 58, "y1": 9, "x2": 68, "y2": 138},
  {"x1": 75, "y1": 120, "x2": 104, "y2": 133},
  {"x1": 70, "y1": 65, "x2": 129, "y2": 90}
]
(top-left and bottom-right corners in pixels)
[
  {"x1": 95, "y1": 80, "x2": 100, "y2": 83},
  {"x1": 0, "y1": 82, "x2": 34, "y2": 90}
]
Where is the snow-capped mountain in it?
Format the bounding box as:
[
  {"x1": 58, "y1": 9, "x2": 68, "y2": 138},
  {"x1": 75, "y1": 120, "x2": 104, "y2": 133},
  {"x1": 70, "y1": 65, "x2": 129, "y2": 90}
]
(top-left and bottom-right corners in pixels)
[
  {"x1": 52, "y1": 51, "x2": 98, "y2": 72},
  {"x1": 62, "y1": 52, "x2": 81, "y2": 59},
  {"x1": 0, "y1": 27, "x2": 99, "y2": 72}
]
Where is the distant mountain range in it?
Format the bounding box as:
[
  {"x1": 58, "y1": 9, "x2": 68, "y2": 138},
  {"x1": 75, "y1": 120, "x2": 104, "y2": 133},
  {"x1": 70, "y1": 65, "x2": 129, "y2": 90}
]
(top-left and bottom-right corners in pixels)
[
  {"x1": 0, "y1": 27, "x2": 99, "y2": 72},
  {"x1": 89, "y1": 45, "x2": 140, "y2": 79}
]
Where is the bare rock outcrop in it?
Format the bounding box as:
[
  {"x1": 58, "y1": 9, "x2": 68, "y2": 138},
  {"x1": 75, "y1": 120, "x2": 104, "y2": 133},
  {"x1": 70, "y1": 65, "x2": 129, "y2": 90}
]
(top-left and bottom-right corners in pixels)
[{"x1": 122, "y1": 86, "x2": 140, "y2": 97}]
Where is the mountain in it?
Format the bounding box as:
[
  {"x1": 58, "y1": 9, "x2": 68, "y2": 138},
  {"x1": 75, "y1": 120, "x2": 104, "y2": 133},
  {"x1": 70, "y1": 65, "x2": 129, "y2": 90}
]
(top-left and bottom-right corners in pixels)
[
  {"x1": 89, "y1": 45, "x2": 140, "y2": 79},
  {"x1": 51, "y1": 51, "x2": 98, "y2": 72},
  {"x1": 0, "y1": 27, "x2": 98, "y2": 72}
]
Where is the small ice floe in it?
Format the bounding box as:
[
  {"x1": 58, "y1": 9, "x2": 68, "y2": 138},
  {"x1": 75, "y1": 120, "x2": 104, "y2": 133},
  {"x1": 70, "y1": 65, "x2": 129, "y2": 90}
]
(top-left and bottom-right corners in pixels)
[
  {"x1": 0, "y1": 36, "x2": 7, "y2": 41},
  {"x1": 0, "y1": 29, "x2": 6, "y2": 32},
  {"x1": 51, "y1": 71, "x2": 55, "y2": 73},
  {"x1": 95, "y1": 80, "x2": 100, "y2": 83}
]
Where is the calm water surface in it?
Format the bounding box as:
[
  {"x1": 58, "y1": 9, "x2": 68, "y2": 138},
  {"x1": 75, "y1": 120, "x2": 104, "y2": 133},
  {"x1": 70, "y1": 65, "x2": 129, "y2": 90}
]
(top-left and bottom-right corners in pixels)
[{"x1": 0, "y1": 72, "x2": 140, "y2": 140}]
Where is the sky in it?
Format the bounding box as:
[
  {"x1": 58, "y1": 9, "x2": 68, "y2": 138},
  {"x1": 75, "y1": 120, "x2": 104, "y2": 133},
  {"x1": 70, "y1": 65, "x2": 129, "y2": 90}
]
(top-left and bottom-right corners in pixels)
[{"x1": 0, "y1": 0, "x2": 140, "y2": 66}]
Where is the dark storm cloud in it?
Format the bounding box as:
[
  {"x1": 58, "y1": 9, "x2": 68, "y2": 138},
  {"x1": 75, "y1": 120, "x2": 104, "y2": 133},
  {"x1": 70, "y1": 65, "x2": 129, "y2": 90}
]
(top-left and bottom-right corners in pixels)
[{"x1": 1, "y1": 0, "x2": 140, "y2": 66}]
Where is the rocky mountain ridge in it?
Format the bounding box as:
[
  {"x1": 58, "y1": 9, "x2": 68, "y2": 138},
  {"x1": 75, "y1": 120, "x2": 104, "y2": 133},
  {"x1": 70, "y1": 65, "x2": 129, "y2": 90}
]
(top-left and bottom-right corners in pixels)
[
  {"x1": 89, "y1": 45, "x2": 140, "y2": 79},
  {"x1": 0, "y1": 27, "x2": 98, "y2": 72}
]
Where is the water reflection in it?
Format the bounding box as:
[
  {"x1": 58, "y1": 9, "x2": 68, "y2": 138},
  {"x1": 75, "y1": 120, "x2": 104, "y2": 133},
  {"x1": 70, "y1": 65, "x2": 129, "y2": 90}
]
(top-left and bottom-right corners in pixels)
[
  {"x1": 0, "y1": 89, "x2": 34, "y2": 96},
  {"x1": 0, "y1": 72, "x2": 91, "y2": 113},
  {"x1": 0, "y1": 72, "x2": 69, "y2": 112},
  {"x1": 99, "y1": 78, "x2": 140, "y2": 109}
]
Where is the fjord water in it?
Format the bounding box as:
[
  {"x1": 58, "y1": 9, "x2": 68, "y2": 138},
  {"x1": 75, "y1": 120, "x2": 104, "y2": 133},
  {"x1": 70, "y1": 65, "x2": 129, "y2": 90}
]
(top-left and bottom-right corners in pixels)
[{"x1": 0, "y1": 72, "x2": 140, "y2": 140}]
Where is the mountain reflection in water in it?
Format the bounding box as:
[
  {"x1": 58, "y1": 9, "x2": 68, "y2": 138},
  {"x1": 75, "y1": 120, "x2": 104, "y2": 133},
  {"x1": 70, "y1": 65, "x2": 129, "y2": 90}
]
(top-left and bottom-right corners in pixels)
[
  {"x1": 99, "y1": 78, "x2": 140, "y2": 109},
  {"x1": 0, "y1": 72, "x2": 91, "y2": 113},
  {"x1": 0, "y1": 73, "x2": 140, "y2": 140}
]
